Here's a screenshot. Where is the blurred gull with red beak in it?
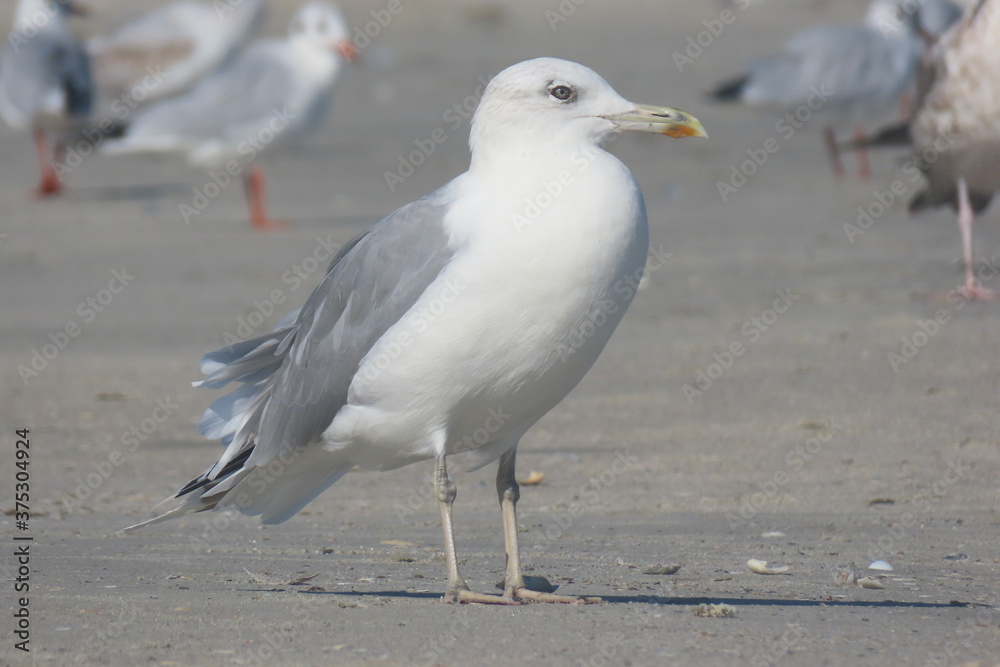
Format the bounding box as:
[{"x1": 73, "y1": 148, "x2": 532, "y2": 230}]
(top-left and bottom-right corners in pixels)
[
  {"x1": 126, "y1": 57, "x2": 705, "y2": 605},
  {"x1": 104, "y1": 1, "x2": 356, "y2": 230}
]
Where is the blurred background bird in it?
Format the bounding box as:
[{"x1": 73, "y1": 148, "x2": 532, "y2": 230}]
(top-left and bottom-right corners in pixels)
[
  {"x1": 907, "y1": 0, "x2": 1000, "y2": 299},
  {"x1": 102, "y1": 0, "x2": 357, "y2": 230},
  {"x1": 0, "y1": 0, "x2": 92, "y2": 196},
  {"x1": 707, "y1": 0, "x2": 959, "y2": 179},
  {"x1": 87, "y1": 0, "x2": 266, "y2": 110}
]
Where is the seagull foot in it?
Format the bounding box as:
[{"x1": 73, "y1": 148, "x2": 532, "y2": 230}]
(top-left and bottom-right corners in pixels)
[
  {"x1": 36, "y1": 178, "x2": 62, "y2": 198},
  {"x1": 511, "y1": 587, "x2": 601, "y2": 604},
  {"x1": 958, "y1": 283, "x2": 1000, "y2": 301},
  {"x1": 443, "y1": 587, "x2": 520, "y2": 605}
]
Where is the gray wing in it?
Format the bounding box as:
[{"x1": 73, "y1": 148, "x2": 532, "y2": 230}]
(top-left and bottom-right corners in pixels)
[
  {"x1": 176, "y1": 194, "x2": 455, "y2": 499},
  {"x1": 0, "y1": 29, "x2": 92, "y2": 127},
  {"x1": 124, "y1": 42, "x2": 298, "y2": 142},
  {"x1": 741, "y1": 24, "x2": 915, "y2": 110},
  {"x1": 89, "y1": 0, "x2": 266, "y2": 101}
]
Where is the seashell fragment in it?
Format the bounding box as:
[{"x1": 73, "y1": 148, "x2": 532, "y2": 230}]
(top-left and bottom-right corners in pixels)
[
  {"x1": 867, "y1": 560, "x2": 893, "y2": 571},
  {"x1": 747, "y1": 559, "x2": 790, "y2": 575},
  {"x1": 858, "y1": 577, "x2": 886, "y2": 589}
]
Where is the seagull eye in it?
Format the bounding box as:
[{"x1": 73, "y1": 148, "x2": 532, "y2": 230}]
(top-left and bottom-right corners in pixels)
[{"x1": 549, "y1": 84, "x2": 576, "y2": 102}]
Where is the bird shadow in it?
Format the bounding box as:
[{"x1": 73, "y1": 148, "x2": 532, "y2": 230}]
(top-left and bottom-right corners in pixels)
[{"x1": 277, "y1": 589, "x2": 980, "y2": 609}]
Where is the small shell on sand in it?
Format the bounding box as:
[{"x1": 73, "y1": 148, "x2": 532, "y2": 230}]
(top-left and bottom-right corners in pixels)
[{"x1": 747, "y1": 559, "x2": 790, "y2": 575}]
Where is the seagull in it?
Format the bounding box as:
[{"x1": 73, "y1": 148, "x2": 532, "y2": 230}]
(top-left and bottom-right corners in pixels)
[
  {"x1": 126, "y1": 57, "x2": 706, "y2": 604},
  {"x1": 88, "y1": 0, "x2": 266, "y2": 106},
  {"x1": 708, "y1": 0, "x2": 923, "y2": 178},
  {"x1": 0, "y1": 0, "x2": 92, "y2": 196},
  {"x1": 909, "y1": 0, "x2": 1000, "y2": 299},
  {"x1": 103, "y1": 1, "x2": 356, "y2": 230}
]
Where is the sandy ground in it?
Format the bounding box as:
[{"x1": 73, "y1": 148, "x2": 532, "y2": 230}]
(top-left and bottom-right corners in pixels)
[{"x1": 2, "y1": 0, "x2": 999, "y2": 665}]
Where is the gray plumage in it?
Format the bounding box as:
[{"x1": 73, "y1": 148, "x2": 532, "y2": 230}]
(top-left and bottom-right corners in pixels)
[
  {"x1": 142, "y1": 194, "x2": 455, "y2": 525},
  {"x1": 709, "y1": 0, "x2": 922, "y2": 124}
]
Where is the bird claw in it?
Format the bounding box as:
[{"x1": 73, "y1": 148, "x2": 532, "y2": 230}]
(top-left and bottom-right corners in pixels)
[
  {"x1": 511, "y1": 587, "x2": 601, "y2": 604},
  {"x1": 442, "y1": 583, "x2": 600, "y2": 605},
  {"x1": 958, "y1": 283, "x2": 1000, "y2": 301},
  {"x1": 443, "y1": 587, "x2": 520, "y2": 605}
]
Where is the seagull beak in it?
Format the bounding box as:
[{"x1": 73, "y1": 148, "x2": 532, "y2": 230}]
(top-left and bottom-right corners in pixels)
[
  {"x1": 603, "y1": 104, "x2": 707, "y2": 139},
  {"x1": 336, "y1": 40, "x2": 359, "y2": 63}
]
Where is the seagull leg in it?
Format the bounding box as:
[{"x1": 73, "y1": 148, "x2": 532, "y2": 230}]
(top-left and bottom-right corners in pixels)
[
  {"x1": 853, "y1": 126, "x2": 871, "y2": 180},
  {"x1": 497, "y1": 449, "x2": 599, "y2": 604},
  {"x1": 242, "y1": 165, "x2": 287, "y2": 231},
  {"x1": 34, "y1": 129, "x2": 62, "y2": 197},
  {"x1": 435, "y1": 455, "x2": 516, "y2": 604},
  {"x1": 823, "y1": 126, "x2": 845, "y2": 179},
  {"x1": 955, "y1": 177, "x2": 999, "y2": 300}
]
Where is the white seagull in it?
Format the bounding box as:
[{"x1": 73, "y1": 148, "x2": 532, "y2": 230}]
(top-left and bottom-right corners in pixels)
[
  {"x1": 0, "y1": 0, "x2": 92, "y2": 196},
  {"x1": 103, "y1": 1, "x2": 356, "y2": 230},
  {"x1": 127, "y1": 57, "x2": 706, "y2": 604},
  {"x1": 709, "y1": 0, "x2": 923, "y2": 178},
  {"x1": 910, "y1": 0, "x2": 1000, "y2": 299},
  {"x1": 88, "y1": 0, "x2": 266, "y2": 106}
]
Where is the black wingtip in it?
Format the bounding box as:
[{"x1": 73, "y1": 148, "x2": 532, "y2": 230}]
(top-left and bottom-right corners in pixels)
[{"x1": 706, "y1": 74, "x2": 749, "y2": 103}]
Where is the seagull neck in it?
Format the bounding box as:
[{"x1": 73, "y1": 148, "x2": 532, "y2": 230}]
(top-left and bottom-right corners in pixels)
[{"x1": 468, "y1": 140, "x2": 598, "y2": 178}]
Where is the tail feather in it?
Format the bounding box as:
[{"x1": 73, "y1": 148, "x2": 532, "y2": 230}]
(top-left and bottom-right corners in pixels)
[{"x1": 126, "y1": 318, "x2": 322, "y2": 532}]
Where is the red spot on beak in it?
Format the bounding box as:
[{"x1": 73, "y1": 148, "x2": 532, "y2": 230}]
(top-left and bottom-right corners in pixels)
[{"x1": 337, "y1": 41, "x2": 359, "y2": 63}]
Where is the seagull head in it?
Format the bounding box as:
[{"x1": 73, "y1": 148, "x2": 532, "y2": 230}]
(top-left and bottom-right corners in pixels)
[
  {"x1": 865, "y1": 0, "x2": 923, "y2": 37},
  {"x1": 290, "y1": 1, "x2": 358, "y2": 62},
  {"x1": 469, "y1": 58, "x2": 705, "y2": 166}
]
